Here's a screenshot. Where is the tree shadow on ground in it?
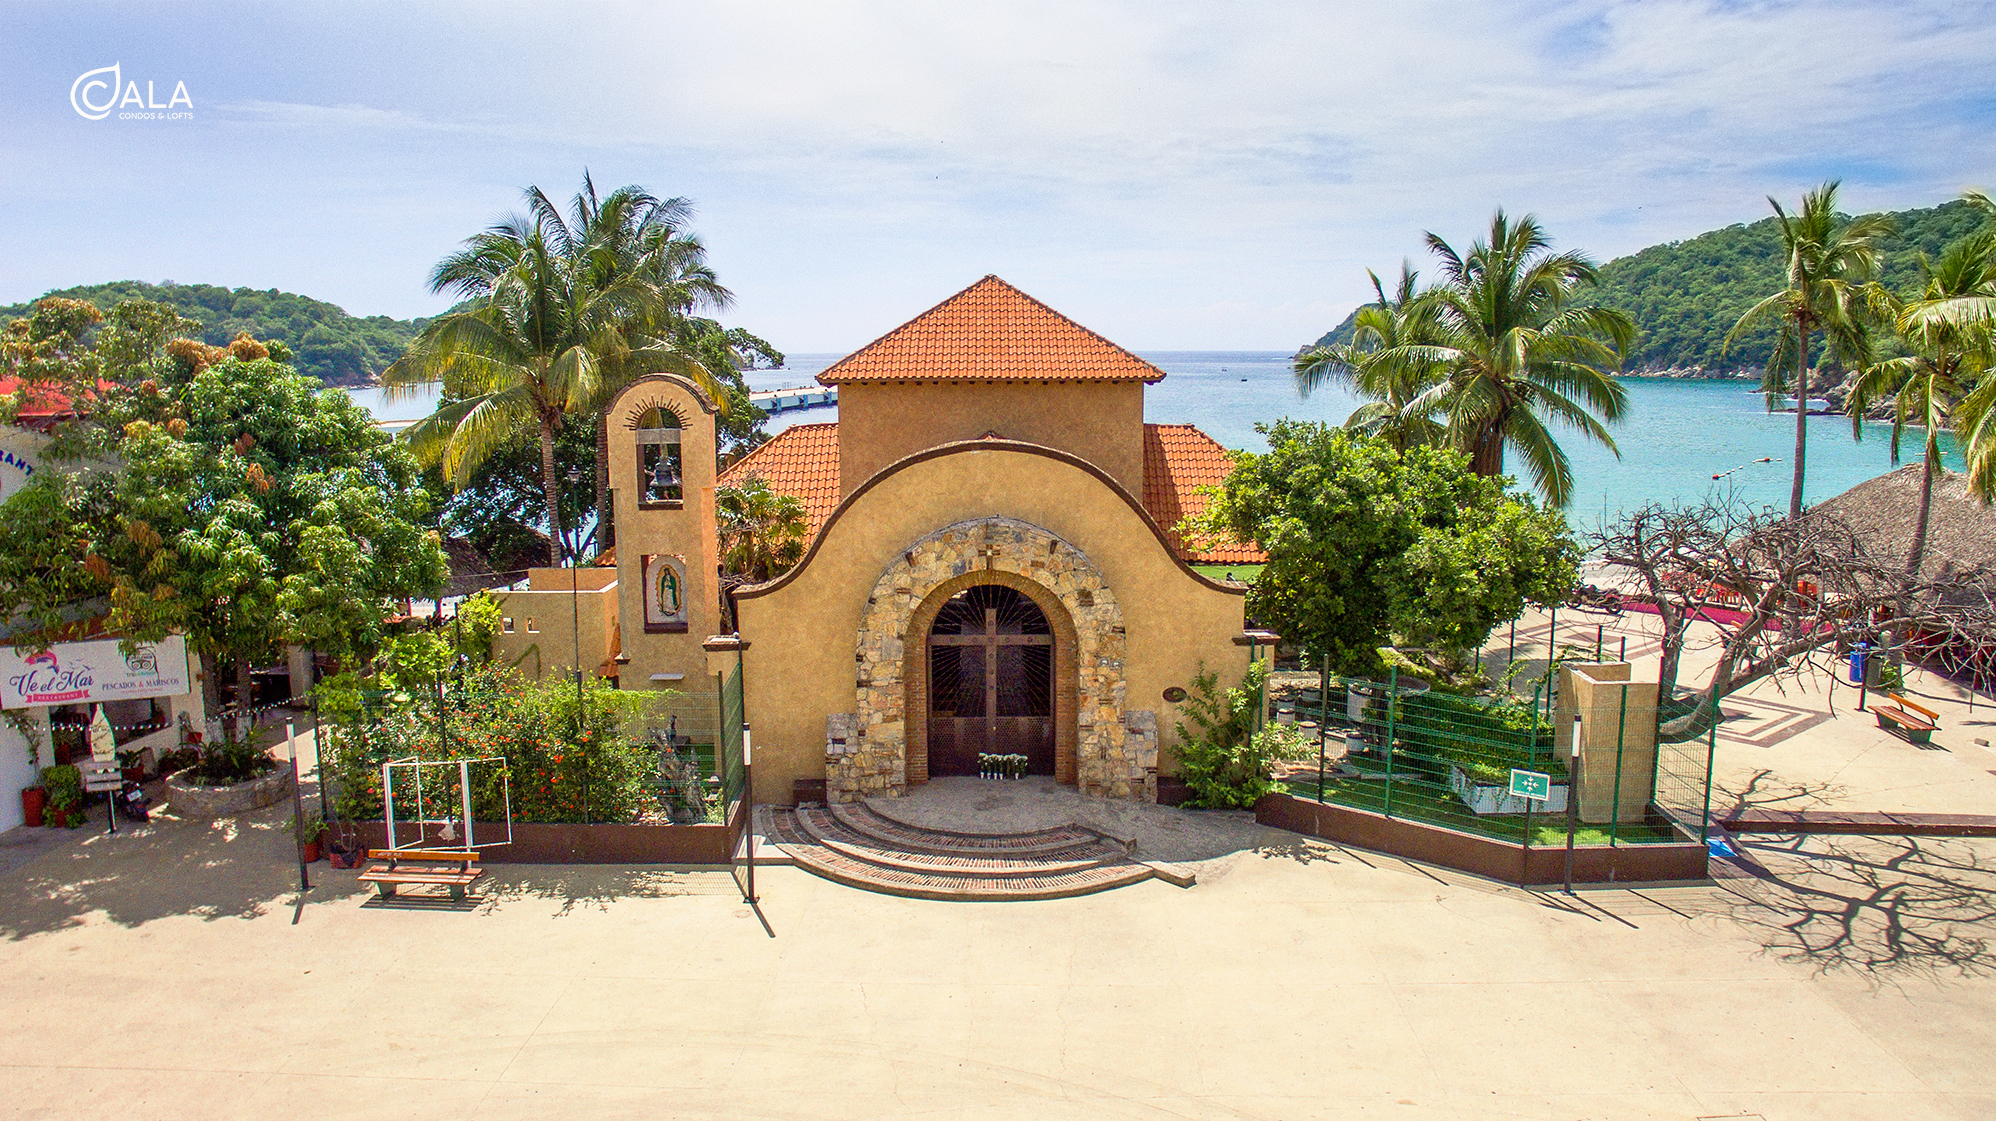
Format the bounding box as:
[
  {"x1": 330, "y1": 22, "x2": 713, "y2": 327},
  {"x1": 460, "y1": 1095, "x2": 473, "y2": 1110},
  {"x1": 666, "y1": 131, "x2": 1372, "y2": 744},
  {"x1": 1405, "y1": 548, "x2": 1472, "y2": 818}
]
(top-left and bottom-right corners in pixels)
[
  {"x1": 465, "y1": 865, "x2": 739, "y2": 918},
  {"x1": 1722, "y1": 833, "x2": 1996, "y2": 981},
  {"x1": 0, "y1": 801, "x2": 370, "y2": 941},
  {"x1": 1715, "y1": 767, "x2": 1847, "y2": 827},
  {"x1": 1711, "y1": 771, "x2": 1996, "y2": 981}
]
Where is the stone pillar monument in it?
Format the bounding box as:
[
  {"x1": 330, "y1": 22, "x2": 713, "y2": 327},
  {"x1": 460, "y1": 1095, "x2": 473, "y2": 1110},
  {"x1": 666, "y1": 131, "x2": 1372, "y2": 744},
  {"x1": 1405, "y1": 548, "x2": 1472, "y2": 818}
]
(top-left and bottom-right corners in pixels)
[{"x1": 1553, "y1": 662, "x2": 1659, "y2": 826}]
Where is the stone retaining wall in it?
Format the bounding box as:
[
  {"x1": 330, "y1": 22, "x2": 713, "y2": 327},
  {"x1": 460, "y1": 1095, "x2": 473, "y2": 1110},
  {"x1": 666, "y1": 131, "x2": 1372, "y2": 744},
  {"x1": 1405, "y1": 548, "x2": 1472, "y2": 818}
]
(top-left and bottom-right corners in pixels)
[{"x1": 840, "y1": 517, "x2": 1148, "y2": 802}]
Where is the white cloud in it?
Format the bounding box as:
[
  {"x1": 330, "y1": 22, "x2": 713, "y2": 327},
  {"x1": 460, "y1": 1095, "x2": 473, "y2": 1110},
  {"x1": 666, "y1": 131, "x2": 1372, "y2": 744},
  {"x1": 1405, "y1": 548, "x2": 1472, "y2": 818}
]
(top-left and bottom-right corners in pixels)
[{"x1": 2, "y1": 0, "x2": 1993, "y2": 348}]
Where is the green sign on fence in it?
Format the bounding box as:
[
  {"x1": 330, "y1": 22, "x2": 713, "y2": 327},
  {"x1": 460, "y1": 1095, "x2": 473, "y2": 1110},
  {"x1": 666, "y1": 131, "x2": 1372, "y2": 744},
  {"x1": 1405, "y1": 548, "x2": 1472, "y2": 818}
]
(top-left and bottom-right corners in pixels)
[{"x1": 1508, "y1": 768, "x2": 1552, "y2": 802}]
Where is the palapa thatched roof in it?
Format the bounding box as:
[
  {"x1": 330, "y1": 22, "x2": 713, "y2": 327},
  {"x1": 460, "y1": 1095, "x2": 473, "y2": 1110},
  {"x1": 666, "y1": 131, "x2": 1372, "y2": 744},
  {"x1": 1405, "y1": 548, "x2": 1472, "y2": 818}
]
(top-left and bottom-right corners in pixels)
[{"x1": 1810, "y1": 464, "x2": 1996, "y2": 587}]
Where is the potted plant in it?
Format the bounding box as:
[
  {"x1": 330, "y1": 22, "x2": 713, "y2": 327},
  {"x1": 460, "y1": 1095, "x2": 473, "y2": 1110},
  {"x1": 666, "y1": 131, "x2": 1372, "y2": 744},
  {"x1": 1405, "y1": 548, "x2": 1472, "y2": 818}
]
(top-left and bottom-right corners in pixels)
[
  {"x1": 20, "y1": 784, "x2": 46, "y2": 828},
  {"x1": 283, "y1": 810, "x2": 329, "y2": 862},
  {"x1": 117, "y1": 749, "x2": 147, "y2": 785},
  {"x1": 41, "y1": 765, "x2": 83, "y2": 829},
  {"x1": 326, "y1": 826, "x2": 365, "y2": 870}
]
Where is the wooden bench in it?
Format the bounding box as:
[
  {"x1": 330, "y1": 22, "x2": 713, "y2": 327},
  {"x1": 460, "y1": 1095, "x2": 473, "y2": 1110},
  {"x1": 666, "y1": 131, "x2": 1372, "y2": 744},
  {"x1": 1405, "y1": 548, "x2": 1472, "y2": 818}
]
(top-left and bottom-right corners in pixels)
[
  {"x1": 1873, "y1": 693, "x2": 1941, "y2": 744},
  {"x1": 357, "y1": 849, "x2": 484, "y2": 902}
]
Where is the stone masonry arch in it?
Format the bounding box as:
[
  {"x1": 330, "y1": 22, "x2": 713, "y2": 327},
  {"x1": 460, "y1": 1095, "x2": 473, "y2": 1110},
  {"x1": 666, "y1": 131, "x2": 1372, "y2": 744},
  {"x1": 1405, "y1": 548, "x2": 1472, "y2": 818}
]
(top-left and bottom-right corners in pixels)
[{"x1": 833, "y1": 517, "x2": 1144, "y2": 801}]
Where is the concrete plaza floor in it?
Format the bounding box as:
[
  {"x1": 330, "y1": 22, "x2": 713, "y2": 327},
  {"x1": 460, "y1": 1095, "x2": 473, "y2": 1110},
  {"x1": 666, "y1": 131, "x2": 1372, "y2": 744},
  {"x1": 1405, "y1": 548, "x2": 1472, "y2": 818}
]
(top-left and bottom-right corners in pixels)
[
  {"x1": 3, "y1": 778, "x2": 1994, "y2": 1120},
  {"x1": 4, "y1": 625, "x2": 1994, "y2": 1121}
]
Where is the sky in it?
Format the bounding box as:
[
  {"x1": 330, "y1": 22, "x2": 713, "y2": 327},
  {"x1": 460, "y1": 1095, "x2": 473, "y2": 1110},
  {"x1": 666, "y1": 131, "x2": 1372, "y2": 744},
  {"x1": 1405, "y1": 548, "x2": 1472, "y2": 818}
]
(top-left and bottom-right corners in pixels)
[{"x1": 3, "y1": 1, "x2": 1995, "y2": 353}]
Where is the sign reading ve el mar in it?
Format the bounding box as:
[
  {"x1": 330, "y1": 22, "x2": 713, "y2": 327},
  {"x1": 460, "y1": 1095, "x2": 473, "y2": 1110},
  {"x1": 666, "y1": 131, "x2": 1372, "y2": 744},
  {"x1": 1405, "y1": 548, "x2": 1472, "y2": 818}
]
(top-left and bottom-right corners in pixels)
[{"x1": 0, "y1": 636, "x2": 191, "y2": 710}]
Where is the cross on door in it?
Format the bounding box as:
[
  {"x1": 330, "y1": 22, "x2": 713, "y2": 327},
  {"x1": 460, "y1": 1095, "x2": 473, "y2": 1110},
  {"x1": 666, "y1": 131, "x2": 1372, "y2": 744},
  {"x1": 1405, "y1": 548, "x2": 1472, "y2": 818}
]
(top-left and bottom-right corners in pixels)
[
  {"x1": 930, "y1": 604, "x2": 1052, "y2": 734},
  {"x1": 976, "y1": 544, "x2": 1004, "y2": 570}
]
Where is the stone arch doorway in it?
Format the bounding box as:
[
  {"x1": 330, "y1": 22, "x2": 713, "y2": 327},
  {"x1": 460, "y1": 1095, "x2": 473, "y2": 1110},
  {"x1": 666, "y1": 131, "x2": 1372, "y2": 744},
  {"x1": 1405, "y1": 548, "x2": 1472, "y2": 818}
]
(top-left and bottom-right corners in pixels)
[
  {"x1": 844, "y1": 517, "x2": 1140, "y2": 800},
  {"x1": 924, "y1": 583, "x2": 1056, "y2": 777}
]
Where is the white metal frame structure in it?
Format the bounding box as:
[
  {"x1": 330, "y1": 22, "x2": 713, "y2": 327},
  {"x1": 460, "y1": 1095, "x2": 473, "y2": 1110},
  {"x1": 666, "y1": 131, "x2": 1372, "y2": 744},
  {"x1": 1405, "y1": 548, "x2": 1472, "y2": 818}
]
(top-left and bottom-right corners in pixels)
[{"x1": 381, "y1": 756, "x2": 513, "y2": 852}]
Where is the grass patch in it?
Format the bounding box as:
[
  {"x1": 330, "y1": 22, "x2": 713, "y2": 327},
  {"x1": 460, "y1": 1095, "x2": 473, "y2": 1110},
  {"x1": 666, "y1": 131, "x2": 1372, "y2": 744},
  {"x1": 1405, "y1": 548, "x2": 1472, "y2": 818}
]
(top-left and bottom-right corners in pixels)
[
  {"x1": 1278, "y1": 774, "x2": 1682, "y2": 846},
  {"x1": 1192, "y1": 563, "x2": 1263, "y2": 583}
]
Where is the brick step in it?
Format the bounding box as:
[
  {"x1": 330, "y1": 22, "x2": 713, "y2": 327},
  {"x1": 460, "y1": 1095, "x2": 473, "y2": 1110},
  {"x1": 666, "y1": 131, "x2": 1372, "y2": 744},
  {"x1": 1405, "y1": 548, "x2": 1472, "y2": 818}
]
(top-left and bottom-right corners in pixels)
[
  {"x1": 794, "y1": 807, "x2": 1118, "y2": 878},
  {"x1": 763, "y1": 808, "x2": 1155, "y2": 902},
  {"x1": 828, "y1": 800, "x2": 1117, "y2": 857}
]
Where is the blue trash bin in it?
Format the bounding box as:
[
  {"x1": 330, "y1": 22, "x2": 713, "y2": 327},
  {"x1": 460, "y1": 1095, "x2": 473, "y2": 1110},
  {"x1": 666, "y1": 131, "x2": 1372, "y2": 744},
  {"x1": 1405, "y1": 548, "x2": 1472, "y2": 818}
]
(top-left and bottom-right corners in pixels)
[{"x1": 1848, "y1": 643, "x2": 1871, "y2": 684}]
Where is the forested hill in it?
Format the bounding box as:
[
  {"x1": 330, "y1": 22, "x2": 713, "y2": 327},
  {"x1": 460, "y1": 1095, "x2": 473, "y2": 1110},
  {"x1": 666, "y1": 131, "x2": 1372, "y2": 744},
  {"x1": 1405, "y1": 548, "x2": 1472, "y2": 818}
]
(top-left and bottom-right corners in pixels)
[
  {"x1": 1306, "y1": 199, "x2": 1993, "y2": 374},
  {"x1": 0, "y1": 281, "x2": 423, "y2": 387}
]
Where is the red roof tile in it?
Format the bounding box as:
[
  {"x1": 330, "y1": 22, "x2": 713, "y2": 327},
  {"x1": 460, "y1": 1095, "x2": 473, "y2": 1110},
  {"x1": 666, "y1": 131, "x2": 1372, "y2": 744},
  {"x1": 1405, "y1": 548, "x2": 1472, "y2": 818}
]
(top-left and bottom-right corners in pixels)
[
  {"x1": 816, "y1": 276, "x2": 1167, "y2": 385},
  {"x1": 718, "y1": 423, "x2": 842, "y2": 539},
  {"x1": 1142, "y1": 424, "x2": 1264, "y2": 564},
  {"x1": 719, "y1": 420, "x2": 1261, "y2": 565}
]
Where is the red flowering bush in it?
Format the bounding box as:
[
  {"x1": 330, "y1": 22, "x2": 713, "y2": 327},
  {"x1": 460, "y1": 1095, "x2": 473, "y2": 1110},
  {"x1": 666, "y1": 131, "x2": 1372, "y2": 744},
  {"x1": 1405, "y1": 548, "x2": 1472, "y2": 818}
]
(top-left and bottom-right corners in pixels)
[{"x1": 321, "y1": 662, "x2": 664, "y2": 824}]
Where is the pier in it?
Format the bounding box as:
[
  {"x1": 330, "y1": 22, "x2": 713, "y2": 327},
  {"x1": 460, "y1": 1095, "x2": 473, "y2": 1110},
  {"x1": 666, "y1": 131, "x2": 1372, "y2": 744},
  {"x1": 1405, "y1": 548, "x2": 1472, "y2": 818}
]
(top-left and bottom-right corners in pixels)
[{"x1": 749, "y1": 384, "x2": 838, "y2": 414}]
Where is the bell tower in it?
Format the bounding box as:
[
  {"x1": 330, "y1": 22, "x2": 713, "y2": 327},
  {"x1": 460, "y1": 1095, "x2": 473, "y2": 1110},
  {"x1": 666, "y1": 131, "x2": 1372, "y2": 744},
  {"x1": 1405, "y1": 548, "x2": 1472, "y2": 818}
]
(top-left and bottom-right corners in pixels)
[{"x1": 602, "y1": 374, "x2": 722, "y2": 690}]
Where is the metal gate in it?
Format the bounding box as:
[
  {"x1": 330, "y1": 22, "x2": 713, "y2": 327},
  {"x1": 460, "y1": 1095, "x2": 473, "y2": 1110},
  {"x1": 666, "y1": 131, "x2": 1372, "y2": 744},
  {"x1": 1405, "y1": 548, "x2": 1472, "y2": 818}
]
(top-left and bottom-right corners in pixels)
[{"x1": 717, "y1": 660, "x2": 753, "y2": 900}]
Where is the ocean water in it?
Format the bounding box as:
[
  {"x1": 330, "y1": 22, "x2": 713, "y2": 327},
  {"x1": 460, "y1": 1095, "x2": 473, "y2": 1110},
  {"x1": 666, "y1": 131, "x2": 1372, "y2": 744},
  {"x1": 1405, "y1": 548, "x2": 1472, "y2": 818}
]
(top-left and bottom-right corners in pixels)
[{"x1": 360, "y1": 352, "x2": 1964, "y2": 534}]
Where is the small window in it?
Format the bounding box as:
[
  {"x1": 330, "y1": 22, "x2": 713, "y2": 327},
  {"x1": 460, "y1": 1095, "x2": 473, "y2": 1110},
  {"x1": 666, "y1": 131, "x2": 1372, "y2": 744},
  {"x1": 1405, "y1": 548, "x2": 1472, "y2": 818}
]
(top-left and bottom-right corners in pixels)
[
  {"x1": 501, "y1": 617, "x2": 514, "y2": 634},
  {"x1": 525, "y1": 618, "x2": 539, "y2": 634},
  {"x1": 636, "y1": 406, "x2": 683, "y2": 504}
]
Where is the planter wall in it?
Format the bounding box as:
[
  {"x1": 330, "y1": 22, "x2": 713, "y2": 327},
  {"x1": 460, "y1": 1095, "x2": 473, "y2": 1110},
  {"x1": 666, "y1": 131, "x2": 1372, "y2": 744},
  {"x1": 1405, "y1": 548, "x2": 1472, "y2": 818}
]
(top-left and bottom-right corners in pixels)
[
  {"x1": 1254, "y1": 792, "x2": 1707, "y2": 887},
  {"x1": 1446, "y1": 765, "x2": 1570, "y2": 816},
  {"x1": 163, "y1": 767, "x2": 295, "y2": 818},
  {"x1": 342, "y1": 819, "x2": 732, "y2": 866}
]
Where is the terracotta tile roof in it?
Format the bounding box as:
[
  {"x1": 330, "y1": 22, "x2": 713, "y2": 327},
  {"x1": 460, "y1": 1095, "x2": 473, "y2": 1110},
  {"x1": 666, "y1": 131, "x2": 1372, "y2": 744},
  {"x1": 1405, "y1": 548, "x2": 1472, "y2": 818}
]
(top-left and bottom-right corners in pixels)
[
  {"x1": 719, "y1": 420, "x2": 1262, "y2": 565},
  {"x1": 1143, "y1": 424, "x2": 1264, "y2": 564},
  {"x1": 718, "y1": 422, "x2": 842, "y2": 539},
  {"x1": 816, "y1": 275, "x2": 1167, "y2": 385}
]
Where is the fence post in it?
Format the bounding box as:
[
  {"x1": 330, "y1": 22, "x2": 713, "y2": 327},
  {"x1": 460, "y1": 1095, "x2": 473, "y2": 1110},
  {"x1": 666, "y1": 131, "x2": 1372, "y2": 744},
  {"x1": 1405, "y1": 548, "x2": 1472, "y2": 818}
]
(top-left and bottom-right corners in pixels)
[
  {"x1": 1382, "y1": 667, "x2": 1398, "y2": 819},
  {"x1": 1609, "y1": 682, "x2": 1629, "y2": 847},
  {"x1": 1316, "y1": 657, "x2": 1327, "y2": 804},
  {"x1": 1699, "y1": 691, "x2": 1720, "y2": 845}
]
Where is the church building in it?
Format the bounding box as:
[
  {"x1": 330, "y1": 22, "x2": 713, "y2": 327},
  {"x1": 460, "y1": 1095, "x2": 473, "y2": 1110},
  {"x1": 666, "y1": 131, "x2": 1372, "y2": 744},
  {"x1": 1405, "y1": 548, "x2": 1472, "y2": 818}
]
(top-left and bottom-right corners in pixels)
[{"x1": 493, "y1": 275, "x2": 1262, "y2": 806}]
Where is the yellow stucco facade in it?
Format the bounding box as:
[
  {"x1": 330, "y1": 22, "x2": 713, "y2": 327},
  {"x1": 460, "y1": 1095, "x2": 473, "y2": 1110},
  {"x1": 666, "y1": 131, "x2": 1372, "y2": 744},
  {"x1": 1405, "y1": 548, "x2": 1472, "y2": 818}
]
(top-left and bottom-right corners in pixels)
[
  {"x1": 479, "y1": 277, "x2": 1254, "y2": 809},
  {"x1": 735, "y1": 441, "x2": 1247, "y2": 805},
  {"x1": 835, "y1": 381, "x2": 1147, "y2": 498}
]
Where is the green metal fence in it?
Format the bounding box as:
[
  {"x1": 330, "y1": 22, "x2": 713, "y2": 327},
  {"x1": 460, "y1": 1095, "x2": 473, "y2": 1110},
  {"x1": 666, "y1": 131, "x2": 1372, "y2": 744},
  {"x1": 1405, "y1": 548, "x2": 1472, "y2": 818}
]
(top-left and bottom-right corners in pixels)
[
  {"x1": 1651, "y1": 691, "x2": 1720, "y2": 843},
  {"x1": 1278, "y1": 672, "x2": 1688, "y2": 847}
]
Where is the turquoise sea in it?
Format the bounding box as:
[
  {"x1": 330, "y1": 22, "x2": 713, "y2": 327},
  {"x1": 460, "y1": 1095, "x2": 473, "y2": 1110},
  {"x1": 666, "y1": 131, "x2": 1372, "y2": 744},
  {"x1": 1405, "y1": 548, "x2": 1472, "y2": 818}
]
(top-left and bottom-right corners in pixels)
[{"x1": 356, "y1": 352, "x2": 1965, "y2": 536}]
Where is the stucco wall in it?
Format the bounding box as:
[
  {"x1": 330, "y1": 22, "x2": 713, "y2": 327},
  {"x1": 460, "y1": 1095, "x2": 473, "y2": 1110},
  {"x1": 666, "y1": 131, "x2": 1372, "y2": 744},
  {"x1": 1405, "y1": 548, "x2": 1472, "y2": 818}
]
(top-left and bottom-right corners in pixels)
[
  {"x1": 490, "y1": 581, "x2": 618, "y2": 681},
  {"x1": 836, "y1": 382, "x2": 1147, "y2": 499},
  {"x1": 602, "y1": 376, "x2": 724, "y2": 694},
  {"x1": 735, "y1": 441, "x2": 1246, "y2": 805},
  {"x1": 0, "y1": 710, "x2": 49, "y2": 831}
]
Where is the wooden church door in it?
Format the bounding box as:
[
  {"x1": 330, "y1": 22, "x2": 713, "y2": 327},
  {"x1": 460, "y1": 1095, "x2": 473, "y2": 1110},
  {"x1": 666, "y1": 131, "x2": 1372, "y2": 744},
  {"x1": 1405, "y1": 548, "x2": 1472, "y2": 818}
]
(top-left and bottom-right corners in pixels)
[{"x1": 926, "y1": 585, "x2": 1055, "y2": 776}]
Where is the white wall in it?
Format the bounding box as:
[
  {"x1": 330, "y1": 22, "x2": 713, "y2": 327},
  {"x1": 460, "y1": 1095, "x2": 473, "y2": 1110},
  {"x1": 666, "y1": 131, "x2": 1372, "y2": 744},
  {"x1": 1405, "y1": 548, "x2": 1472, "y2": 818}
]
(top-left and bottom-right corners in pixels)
[{"x1": 0, "y1": 707, "x2": 51, "y2": 833}]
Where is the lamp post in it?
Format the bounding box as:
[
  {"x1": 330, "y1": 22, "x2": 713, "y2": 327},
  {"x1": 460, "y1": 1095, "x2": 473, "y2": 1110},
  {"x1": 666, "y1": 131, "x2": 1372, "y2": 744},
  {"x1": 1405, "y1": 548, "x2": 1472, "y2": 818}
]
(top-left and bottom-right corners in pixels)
[{"x1": 564, "y1": 464, "x2": 587, "y2": 822}]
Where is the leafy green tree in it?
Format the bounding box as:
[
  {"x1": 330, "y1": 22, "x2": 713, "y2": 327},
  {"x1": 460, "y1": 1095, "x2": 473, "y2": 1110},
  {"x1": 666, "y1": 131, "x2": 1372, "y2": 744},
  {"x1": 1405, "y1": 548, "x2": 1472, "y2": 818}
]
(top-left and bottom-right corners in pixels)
[
  {"x1": 0, "y1": 350, "x2": 445, "y2": 736},
  {"x1": 1308, "y1": 197, "x2": 1991, "y2": 375},
  {"x1": 386, "y1": 174, "x2": 732, "y2": 566},
  {"x1": 716, "y1": 476, "x2": 808, "y2": 582},
  {"x1": 1913, "y1": 188, "x2": 1996, "y2": 501},
  {"x1": 1292, "y1": 264, "x2": 1445, "y2": 453},
  {"x1": 1725, "y1": 181, "x2": 1894, "y2": 520},
  {"x1": 1193, "y1": 421, "x2": 1577, "y2": 676},
  {"x1": 2, "y1": 281, "x2": 423, "y2": 388},
  {"x1": 1850, "y1": 229, "x2": 1996, "y2": 586},
  {"x1": 1385, "y1": 211, "x2": 1635, "y2": 507}
]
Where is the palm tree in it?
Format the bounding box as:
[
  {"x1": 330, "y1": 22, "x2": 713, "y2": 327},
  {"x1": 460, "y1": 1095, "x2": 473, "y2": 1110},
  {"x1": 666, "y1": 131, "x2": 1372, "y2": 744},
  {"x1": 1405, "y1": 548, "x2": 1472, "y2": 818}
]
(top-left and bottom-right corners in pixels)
[
  {"x1": 1292, "y1": 264, "x2": 1446, "y2": 453},
  {"x1": 385, "y1": 174, "x2": 730, "y2": 566},
  {"x1": 1374, "y1": 211, "x2": 1633, "y2": 507},
  {"x1": 1725, "y1": 181, "x2": 1894, "y2": 521},
  {"x1": 716, "y1": 477, "x2": 807, "y2": 582},
  {"x1": 1851, "y1": 229, "x2": 1996, "y2": 583}
]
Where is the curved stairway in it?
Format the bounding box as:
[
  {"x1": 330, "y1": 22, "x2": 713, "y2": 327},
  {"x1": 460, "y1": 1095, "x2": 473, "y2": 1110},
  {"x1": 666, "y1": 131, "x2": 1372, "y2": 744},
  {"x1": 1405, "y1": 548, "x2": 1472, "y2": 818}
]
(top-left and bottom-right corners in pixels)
[{"x1": 757, "y1": 800, "x2": 1186, "y2": 901}]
